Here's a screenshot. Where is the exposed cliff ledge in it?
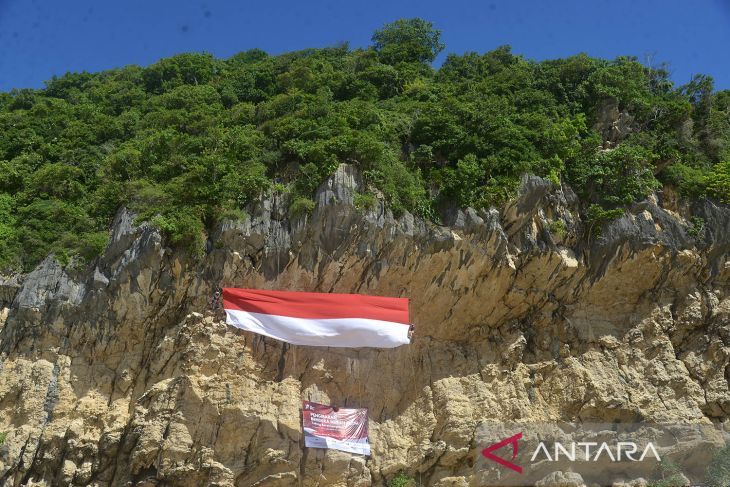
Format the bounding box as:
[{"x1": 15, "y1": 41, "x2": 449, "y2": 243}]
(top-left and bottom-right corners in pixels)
[{"x1": 1, "y1": 165, "x2": 729, "y2": 487}]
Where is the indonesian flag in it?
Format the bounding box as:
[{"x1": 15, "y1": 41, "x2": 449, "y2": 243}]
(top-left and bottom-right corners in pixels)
[{"x1": 222, "y1": 288, "x2": 411, "y2": 348}]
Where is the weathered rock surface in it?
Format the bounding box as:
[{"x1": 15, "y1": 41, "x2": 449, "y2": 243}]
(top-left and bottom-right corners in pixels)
[{"x1": 0, "y1": 164, "x2": 729, "y2": 486}]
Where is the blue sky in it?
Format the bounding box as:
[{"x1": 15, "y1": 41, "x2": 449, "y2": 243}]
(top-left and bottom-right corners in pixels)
[{"x1": 1, "y1": 0, "x2": 729, "y2": 91}]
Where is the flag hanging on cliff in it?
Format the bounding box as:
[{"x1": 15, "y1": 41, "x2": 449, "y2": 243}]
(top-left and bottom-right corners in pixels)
[
  {"x1": 302, "y1": 400, "x2": 370, "y2": 455},
  {"x1": 222, "y1": 288, "x2": 411, "y2": 348}
]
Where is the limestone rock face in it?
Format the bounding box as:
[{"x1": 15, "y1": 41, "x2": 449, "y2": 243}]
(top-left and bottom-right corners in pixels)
[
  {"x1": 593, "y1": 99, "x2": 635, "y2": 147},
  {"x1": 0, "y1": 164, "x2": 729, "y2": 486}
]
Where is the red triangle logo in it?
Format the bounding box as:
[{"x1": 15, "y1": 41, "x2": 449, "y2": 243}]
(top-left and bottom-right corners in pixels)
[{"x1": 481, "y1": 432, "x2": 523, "y2": 474}]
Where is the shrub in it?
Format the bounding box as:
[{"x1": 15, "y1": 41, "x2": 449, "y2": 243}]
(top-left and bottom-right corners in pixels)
[
  {"x1": 24, "y1": 163, "x2": 86, "y2": 201},
  {"x1": 271, "y1": 183, "x2": 289, "y2": 194},
  {"x1": 435, "y1": 153, "x2": 483, "y2": 207},
  {"x1": 706, "y1": 443, "x2": 730, "y2": 487},
  {"x1": 388, "y1": 472, "x2": 415, "y2": 487},
  {"x1": 0, "y1": 193, "x2": 19, "y2": 270},
  {"x1": 568, "y1": 136, "x2": 660, "y2": 206},
  {"x1": 547, "y1": 219, "x2": 567, "y2": 238},
  {"x1": 687, "y1": 216, "x2": 705, "y2": 239},
  {"x1": 289, "y1": 197, "x2": 316, "y2": 217},
  {"x1": 354, "y1": 192, "x2": 378, "y2": 212},
  {"x1": 219, "y1": 208, "x2": 248, "y2": 222},
  {"x1": 706, "y1": 161, "x2": 730, "y2": 203},
  {"x1": 586, "y1": 204, "x2": 624, "y2": 236},
  {"x1": 150, "y1": 208, "x2": 206, "y2": 254},
  {"x1": 661, "y1": 162, "x2": 709, "y2": 198},
  {"x1": 648, "y1": 459, "x2": 688, "y2": 487},
  {"x1": 77, "y1": 231, "x2": 109, "y2": 263}
]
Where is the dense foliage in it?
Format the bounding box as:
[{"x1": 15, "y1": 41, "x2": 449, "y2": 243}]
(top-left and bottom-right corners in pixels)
[{"x1": 1, "y1": 18, "x2": 729, "y2": 271}]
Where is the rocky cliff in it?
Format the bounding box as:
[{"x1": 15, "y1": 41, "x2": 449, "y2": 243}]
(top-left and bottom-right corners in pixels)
[{"x1": 1, "y1": 165, "x2": 729, "y2": 487}]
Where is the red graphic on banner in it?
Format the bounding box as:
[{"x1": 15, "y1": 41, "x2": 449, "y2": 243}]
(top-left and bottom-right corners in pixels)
[
  {"x1": 481, "y1": 432, "x2": 524, "y2": 474},
  {"x1": 302, "y1": 401, "x2": 370, "y2": 455}
]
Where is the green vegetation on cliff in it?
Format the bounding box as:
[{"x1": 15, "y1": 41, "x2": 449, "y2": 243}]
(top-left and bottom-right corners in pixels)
[{"x1": 1, "y1": 19, "x2": 729, "y2": 271}]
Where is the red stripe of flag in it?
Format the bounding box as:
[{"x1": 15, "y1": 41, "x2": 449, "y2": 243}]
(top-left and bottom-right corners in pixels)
[{"x1": 222, "y1": 288, "x2": 410, "y2": 324}]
